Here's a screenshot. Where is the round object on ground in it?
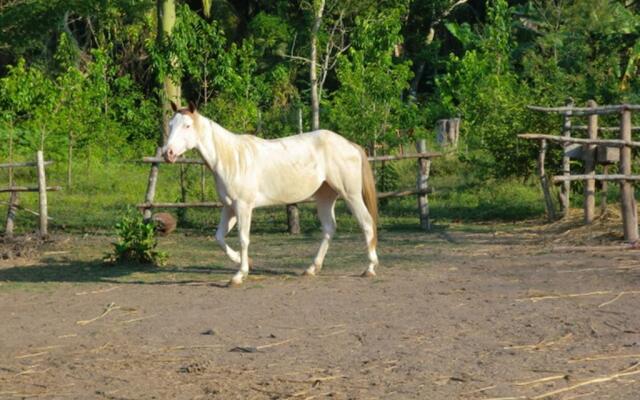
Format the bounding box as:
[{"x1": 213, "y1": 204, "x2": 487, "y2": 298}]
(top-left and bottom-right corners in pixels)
[{"x1": 152, "y1": 212, "x2": 177, "y2": 236}]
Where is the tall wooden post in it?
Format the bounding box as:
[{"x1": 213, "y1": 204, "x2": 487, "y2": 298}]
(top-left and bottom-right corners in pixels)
[
  {"x1": 157, "y1": 0, "x2": 181, "y2": 144},
  {"x1": 416, "y1": 139, "x2": 431, "y2": 231},
  {"x1": 286, "y1": 108, "x2": 303, "y2": 234},
  {"x1": 538, "y1": 139, "x2": 556, "y2": 221},
  {"x1": 287, "y1": 205, "x2": 301, "y2": 234},
  {"x1": 5, "y1": 191, "x2": 18, "y2": 239},
  {"x1": 560, "y1": 98, "x2": 573, "y2": 217},
  {"x1": 178, "y1": 163, "x2": 188, "y2": 223},
  {"x1": 67, "y1": 131, "x2": 73, "y2": 188},
  {"x1": 584, "y1": 100, "x2": 598, "y2": 224},
  {"x1": 619, "y1": 107, "x2": 638, "y2": 242},
  {"x1": 600, "y1": 165, "x2": 609, "y2": 216},
  {"x1": 36, "y1": 151, "x2": 48, "y2": 239},
  {"x1": 143, "y1": 147, "x2": 162, "y2": 220},
  {"x1": 200, "y1": 164, "x2": 206, "y2": 201},
  {"x1": 8, "y1": 123, "x2": 14, "y2": 188}
]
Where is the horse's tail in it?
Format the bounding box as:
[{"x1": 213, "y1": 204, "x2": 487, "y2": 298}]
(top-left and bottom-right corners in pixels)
[{"x1": 357, "y1": 145, "x2": 378, "y2": 247}]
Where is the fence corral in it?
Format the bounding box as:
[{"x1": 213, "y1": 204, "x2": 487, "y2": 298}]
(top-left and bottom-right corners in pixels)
[
  {"x1": 138, "y1": 140, "x2": 441, "y2": 232},
  {"x1": 519, "y1": 102, "x2": 640, "y2": 242},
  {"x1": 1, "y1": 151, "x2": 61, "y2": 239}
]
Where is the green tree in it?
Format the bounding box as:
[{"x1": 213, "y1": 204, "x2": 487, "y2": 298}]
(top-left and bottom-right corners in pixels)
[{"x1": 329, "y1": 5, "x2": 417, "y2": 149}]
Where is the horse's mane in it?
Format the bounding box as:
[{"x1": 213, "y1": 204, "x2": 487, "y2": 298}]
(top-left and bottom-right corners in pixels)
[{"x1": 194, "y1": 112, "x2": 257, "y2": 178}]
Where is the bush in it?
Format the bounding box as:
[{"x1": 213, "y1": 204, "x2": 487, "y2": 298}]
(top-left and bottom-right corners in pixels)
[{"x1": 105, "y1": 209, "x2": 168, "y2": 266}]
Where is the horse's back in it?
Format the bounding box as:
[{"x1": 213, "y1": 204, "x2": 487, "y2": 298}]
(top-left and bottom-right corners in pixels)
[{"x1": 249, "y1": 130, "x2": 361, "y2": 206}]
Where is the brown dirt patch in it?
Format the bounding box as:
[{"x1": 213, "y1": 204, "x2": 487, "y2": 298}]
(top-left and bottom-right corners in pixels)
[{"x1": 1, "y1": 224, "x2": 639, "y2": 399}]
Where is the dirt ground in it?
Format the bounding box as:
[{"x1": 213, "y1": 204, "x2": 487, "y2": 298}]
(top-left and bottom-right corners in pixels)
[{"x1": 1, "y1": 220, "x2": 640, "y2": 399}]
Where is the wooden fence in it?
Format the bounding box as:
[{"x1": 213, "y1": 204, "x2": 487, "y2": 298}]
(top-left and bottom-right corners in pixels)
[
  {"x1": 138, "y1": 140, "x2": 441, "y2": 232},
  {"x1": 519, "y1": 101, "x2": 640, "y2": 242},
  {"x1": 1, "y1": 151, "x2": 61, "y2": 239}
]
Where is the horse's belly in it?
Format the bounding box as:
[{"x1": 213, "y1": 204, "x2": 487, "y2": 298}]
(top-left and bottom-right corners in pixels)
[{"x1": 254, "y1": 164, "x2": 324, "y2": 207}]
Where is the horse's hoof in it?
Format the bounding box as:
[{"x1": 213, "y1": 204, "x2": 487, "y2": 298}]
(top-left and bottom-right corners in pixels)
[
  {"x1": 228, "y1": 276, "x2": 244, "y2": 287},
  {"x1": 361, "y1": 270, "x2": 376, "y2": 278},
  {"x1": 302, "y1": 268, "x2": 316, "y2": 277}
]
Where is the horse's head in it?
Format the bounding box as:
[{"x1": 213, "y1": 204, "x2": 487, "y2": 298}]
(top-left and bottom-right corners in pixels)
[{"x1": 163, "y1": 101, "x2": 200, "y2": 163}]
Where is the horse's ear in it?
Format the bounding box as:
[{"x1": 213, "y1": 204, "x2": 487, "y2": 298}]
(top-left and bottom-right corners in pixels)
[
  {"x1": 170, "y1": 101, "x2": 179, "y2": 113},
  {"x1": 188, "y1": 101, "x2": 197, "y2": 114}
]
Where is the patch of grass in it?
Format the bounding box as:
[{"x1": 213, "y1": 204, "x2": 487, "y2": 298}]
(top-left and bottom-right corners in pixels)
[{"x1": 1, "y1": 154, "x2": 548, "y2": 238}]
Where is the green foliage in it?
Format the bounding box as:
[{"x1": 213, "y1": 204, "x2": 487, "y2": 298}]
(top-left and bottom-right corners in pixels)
[
  {"x1": 434, "y1": 0, "x2": 536, "y2": 177},
  {"x1": 329, "y1": 5, "x2": 419, "y2": 147},
  {"x1": 106, "y1": 208, "x2": 168, "y2": 267},
  {"x1": 517, "y1": 0, "x2": 640, "y2": 103},
  {"x1": 2, "y1": 0, "x2": 640, "y2": 229}
]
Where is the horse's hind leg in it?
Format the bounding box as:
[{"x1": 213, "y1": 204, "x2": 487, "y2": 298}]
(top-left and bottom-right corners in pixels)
[
  {"x1": 304, "y1": 183, "x2": 338, "y2": 277},
  {"x1": 344, "y1": 194, "x2": 378, "y2": 277},
  {"x1": 215, "y1": 206, "x2": 241, "y2": 264}
]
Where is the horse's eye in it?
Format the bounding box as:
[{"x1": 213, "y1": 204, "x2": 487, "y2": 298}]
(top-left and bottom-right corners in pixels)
[{"x1": 185, "y1": 124, "x2": 191, "y2": 129}]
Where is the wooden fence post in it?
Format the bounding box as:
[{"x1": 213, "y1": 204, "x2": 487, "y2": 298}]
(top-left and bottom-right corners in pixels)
[
  {"x1": 67, "y1": 131, "x2": 73, "y2": 189},
  {"x1": 584, "y1": 100, "x2": 598, "y2": 224},
  {"x1": 538, "y1": 139, "x2": 556, "y2": 221},
  {"x1": 619, "y1": 107, "x2": 638, "y2": 242},
  {"x1": 287, "y1": 204, "x2": 301, "y2": 234},
  {"x1": 36, "y1": 150, "x2": 48, "y2": 239},
  {"x1": 143, "y1": 147, "x2": 162, "y2": 220},
  {"x1": 177, "y1": 164, "x2": 188, "y2": 223},
  {"x1": 5, "y1": 191, "x2": 18, "y2": 239},
  {"x1": 560, "y1": 98, "x2": 573, "y2": 217},
  {"x1": 286, "y1": 108, "x2": 303, "y2": 234},
  {"x1": 600, "y1": 165, "x2": 609, "y2": 216},
  {"x1": 200, "y1": 164, "x2": 206, "y2": 201},
  {"x1": 416, "y1": 139, "x2": 431, "y2": 231}
]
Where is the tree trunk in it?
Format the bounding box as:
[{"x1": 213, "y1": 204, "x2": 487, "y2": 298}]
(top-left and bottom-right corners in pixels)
[
  {"x1": 67, "y1": 131, "x2": 73, "y2": 189},
  {"x1": 157, "y1": 0, "x2": 181, "y2": 144},
  {"x1": 310, "y1": 0, "x2": 325, "y2": 131},
  {"x1": 8, "y1": 123, "x2": 13, "y2": 188},
  {"x1": 202, "y1": 0, "x2": 212, "y2": 18},
  {"x1": 37, "y1": 151, "x2": 48, "y2": 239},
  {"x1": 409, "y1": 28, "x2": 433, "y2": 100}
]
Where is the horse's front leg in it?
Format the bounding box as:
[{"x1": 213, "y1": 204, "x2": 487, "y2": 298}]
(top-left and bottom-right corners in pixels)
[
  {"x1": 216, "y1": 206, "x2": 241, "y2": 264},
  {"x1": 229, "y1": 202, "x2": 253, "y2": 286}
]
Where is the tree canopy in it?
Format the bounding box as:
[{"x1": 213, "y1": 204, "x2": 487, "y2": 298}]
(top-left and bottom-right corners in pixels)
[{"x1": 0, "y1": 0, "x2": 639, "y2": 177}]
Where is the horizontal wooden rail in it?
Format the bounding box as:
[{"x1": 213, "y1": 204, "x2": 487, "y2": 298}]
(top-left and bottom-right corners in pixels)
[
  {"x1": 571, "y1": 125, "x2": 640, "y2": 132},
  {"x1": 0, "y1": 160, "x2": 53, "y2": 169},
  {"x1": 140, "y1": 152, "x2": 442, "y2": 166},
  {"x1": 527, "y1": 104, "x2": 640, "y2": 116},
  {"x1": 552, "y1": 174, "x2": 640, "y2": 183},
  {"x1": 377, "y1": 188, "x2": 432, "y2": 198},
  {"x1": 137, "y1": 188, "x2": 432, "y2": 210},
  {"x1": 141, "y1": 157, "x2": 204, "y2": 165},
  {"x1": 368, "y1": 153, "x2": 442, "y2": 162},
  {"x1": 138, "y1": 201, "x2": 223, "y2": 209},
  {"x1": 0, "y1": 186, "x2": 62, "y2": 193},
  {"x1": 518, "y1": 133, "x2": 640, "y2": 148}
]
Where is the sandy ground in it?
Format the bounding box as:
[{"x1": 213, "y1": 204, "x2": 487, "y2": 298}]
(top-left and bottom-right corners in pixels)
[{"x1": 1, "y1": 224, "x2": 640, "y2": 399}]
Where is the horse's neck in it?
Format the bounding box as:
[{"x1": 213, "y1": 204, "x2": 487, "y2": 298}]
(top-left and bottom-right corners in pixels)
[{"x1": 197, "y1": 117, "x2": 238, "y2": 173}]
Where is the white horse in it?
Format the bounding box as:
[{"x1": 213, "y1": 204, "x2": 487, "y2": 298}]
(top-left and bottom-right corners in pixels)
[{"x1": 162, "y1": 102, "x2": 379, "y2": 286}]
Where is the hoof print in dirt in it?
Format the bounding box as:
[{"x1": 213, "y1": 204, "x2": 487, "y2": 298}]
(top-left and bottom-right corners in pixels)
[
  {"x1": 179, "y1": 361, "x2": 211, "y2": 374},
  {"x1": 201, "y1": 329, "x2": 216, "y2": 336}
]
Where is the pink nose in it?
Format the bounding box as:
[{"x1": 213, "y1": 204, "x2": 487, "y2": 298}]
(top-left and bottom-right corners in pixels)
[{"x1": 164, "y1": 148, "x2": 176, "y2": 163}]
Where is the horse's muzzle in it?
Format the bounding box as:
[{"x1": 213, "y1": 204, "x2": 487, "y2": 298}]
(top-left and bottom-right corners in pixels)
[{"x1": 163, "y1": 148, "x2": 177, "y2": 163}]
